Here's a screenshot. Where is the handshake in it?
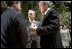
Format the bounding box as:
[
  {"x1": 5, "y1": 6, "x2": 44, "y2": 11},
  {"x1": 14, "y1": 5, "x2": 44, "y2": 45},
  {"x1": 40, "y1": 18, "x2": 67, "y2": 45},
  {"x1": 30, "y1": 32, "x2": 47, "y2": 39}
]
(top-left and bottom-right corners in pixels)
[{"x1": 29, "y1": 23, "x2": 37, "y2": 35}]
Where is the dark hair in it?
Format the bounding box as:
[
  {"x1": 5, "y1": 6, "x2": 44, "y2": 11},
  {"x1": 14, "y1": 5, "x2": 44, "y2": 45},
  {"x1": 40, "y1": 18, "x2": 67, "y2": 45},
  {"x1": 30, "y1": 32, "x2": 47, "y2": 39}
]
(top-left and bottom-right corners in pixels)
[{"x1": 6, "y1": 1, "x2": 20, "y2": 7}]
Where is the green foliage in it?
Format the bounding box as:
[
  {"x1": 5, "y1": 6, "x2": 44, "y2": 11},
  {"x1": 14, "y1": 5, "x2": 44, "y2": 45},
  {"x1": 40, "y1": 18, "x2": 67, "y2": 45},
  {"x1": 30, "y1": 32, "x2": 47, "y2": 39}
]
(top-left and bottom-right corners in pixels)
[
  {"x1": 52, "y1": 1, "x2": 71, "y2": 28},
  {"x1": 1, "y1": 1, "x2": 7, "y2": 8}
]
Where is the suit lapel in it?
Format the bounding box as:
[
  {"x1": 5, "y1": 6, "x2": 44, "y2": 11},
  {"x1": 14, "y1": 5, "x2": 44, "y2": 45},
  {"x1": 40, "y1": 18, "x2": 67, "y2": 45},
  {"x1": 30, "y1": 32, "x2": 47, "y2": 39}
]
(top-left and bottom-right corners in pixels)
[
  {"x1": 42, "y1": 9, "x2": 52, "y2": 26},
  {"x1": 45, "y1": 9, "x2": 52, "y2": 18}
]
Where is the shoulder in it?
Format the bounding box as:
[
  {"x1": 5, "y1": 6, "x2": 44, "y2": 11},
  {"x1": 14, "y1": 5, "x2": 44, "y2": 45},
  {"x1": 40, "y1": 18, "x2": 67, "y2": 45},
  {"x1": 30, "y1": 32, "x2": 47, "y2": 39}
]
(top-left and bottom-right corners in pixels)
[
  {"x1": 49, "y1": 8, "x2": 58, "y2": 14},
  {"x1": 34, "y1": 20, "x2": 42, "y2": 26},
  {"x1": 1, "y1": 9, "x2": 11, "y2": 21},
  {"x1": 34, "y1": 20, "x2": 41, "y2": 24},
  {"x1": 49, "y1": 8, "x2": 59, "y2": 17},
  {"x1": 25, "y1": 20, "x2": 30, "y2": 25},
  {"x1": 25, "y1": 20, "x2": 28, "y2": 23},
  {"x1": 46, "y1": 8, "x2": 58, "y2": 16}
]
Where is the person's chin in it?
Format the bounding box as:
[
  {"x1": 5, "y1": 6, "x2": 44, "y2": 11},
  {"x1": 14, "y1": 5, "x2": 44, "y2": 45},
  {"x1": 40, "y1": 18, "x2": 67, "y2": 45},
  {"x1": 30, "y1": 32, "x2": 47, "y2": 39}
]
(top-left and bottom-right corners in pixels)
[
  {"x1": 41, "y1": 11, "x2": 43, "y2": 13},
  {"x1": 41, "y1": 11, "x2": 45, "y2": 13}
]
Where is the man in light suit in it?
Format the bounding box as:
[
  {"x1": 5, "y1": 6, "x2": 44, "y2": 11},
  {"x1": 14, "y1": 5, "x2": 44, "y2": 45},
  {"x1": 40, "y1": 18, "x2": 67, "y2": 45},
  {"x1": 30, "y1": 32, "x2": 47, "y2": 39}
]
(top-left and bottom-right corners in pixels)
[
  {"x1": 30, "y1": 1, "x2": 63, "y2": 48},
  {"x1": 1, "y1": 1, "x2": 28, "y2": 48},
  {"x1": 25, "y1": 10, "x2": 41, "y2": 48}
]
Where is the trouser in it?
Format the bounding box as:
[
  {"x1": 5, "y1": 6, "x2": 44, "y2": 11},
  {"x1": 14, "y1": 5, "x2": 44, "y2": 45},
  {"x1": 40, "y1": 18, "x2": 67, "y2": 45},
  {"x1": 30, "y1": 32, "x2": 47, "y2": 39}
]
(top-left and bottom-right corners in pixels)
[{"x1": 31, "y1": 40, "x2": 37, "y2": 48}]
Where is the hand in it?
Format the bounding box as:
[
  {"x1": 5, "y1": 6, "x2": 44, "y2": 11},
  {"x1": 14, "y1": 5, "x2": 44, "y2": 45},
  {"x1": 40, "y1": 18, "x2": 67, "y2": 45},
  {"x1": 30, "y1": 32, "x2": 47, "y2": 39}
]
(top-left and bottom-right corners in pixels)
[
  {"x1": 29, "y1": 28, "x2": 36, "y2": 35},
  {"x1": 29, "y1": 23, "x2": 37, "y2": 35}
]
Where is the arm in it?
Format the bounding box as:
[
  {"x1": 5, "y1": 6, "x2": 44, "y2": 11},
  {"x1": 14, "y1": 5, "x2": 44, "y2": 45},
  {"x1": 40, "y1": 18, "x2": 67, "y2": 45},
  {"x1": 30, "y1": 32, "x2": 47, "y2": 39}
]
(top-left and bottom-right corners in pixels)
[
  {"x1": 15, "y1": 14, "x2": 28, "y2": 48},
  {"x1": 36, "y1": 9, "x2": 60, "y2": 35}
]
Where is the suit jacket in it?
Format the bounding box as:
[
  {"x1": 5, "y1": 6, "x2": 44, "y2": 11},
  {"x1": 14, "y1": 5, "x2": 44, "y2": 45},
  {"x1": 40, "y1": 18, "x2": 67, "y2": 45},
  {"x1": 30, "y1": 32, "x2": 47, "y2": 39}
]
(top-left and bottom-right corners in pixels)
[
  {"x1": 36, "y1": 8, "x2": 63, "y2": 48},
  {"x1": 1, "y1": 7, "x2": 28, "y2": 48}
]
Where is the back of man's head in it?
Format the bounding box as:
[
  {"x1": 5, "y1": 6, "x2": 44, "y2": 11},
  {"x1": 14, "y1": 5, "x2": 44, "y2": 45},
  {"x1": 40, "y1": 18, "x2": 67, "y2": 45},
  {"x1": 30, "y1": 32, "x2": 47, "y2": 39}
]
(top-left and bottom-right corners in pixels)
[{"x1": 6, "y1": 1, "x2": 20, "y2": 7}]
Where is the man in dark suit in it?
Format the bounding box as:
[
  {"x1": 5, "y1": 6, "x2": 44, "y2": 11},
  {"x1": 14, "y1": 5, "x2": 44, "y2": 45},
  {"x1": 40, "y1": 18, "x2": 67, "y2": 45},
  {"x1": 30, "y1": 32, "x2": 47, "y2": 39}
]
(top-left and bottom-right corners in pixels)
[
  {"x1": 30, "y1": 1, "x2": 63, "y2": 48},
  {"x1": 1, "y1": 1, "x2": 28, "y2": 48}
]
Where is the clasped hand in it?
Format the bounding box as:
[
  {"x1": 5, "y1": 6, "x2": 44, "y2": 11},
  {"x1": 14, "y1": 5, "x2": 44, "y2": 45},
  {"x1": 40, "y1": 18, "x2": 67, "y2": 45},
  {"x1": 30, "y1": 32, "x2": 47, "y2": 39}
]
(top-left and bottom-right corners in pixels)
[{"x1": 29, "y1": 23, "x2": 37, "y2": 35}]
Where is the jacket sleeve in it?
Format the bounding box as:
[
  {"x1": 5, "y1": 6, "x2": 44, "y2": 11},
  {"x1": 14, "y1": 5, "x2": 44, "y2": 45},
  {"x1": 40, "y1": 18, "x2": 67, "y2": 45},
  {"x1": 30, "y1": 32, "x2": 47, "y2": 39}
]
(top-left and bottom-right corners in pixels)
[
  {"x1": 36, "y1": 9, "x2": 60, "y2": 36},
  {"x1": 14, "y1": 13, "x2": 28, "y2": 48}
]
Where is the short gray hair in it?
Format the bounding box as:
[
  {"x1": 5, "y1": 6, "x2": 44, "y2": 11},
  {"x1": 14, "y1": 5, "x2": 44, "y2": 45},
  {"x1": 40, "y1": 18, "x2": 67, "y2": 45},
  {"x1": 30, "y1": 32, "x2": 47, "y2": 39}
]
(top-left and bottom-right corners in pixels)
[
  {"x1": 28, "y1": 9, "x2": 35, "y2": 14},
  {"x1": 38, "y1": 1, "x2": 49, "y2": 6}
]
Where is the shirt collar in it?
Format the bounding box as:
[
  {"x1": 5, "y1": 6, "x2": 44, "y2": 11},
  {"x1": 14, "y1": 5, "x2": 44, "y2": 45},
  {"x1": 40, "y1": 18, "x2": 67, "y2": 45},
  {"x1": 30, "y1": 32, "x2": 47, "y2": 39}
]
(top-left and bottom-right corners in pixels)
[
  {"x1": 44, "y1": 8, "x2": 50, "y2": 15},
  {"x1": 7, "y1": 7, "x2": 21, "y2": 14},
  {"x1": 31, "y1": 20, "x2": 35, "y2": 23},
  {"x1": 29, "y1": 19, "x2": 35, "y2": 23}
]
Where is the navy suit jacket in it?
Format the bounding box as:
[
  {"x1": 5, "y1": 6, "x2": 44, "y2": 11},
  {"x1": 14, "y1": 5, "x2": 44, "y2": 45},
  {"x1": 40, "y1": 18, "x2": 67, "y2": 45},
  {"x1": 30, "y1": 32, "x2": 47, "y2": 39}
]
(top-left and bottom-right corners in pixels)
[{"x1": 1, "y1": 7, "x2": 28, "y2": 48}]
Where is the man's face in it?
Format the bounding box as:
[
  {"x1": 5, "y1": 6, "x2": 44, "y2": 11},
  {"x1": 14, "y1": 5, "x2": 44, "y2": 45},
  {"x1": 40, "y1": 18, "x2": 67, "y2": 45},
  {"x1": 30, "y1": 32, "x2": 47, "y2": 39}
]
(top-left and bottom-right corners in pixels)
[
  {"x1": 28, "y1": 13, "x2": 35, "y2": 20},
  {"x1": 39, "y1": 3, "x2": 46, "y2": 13},
  {"x1": 60, "y1": 26, "x2": 62, "y2": 29},
  {"x1": 15, "y1": 2, "x2": 21, "y2": 11}
]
